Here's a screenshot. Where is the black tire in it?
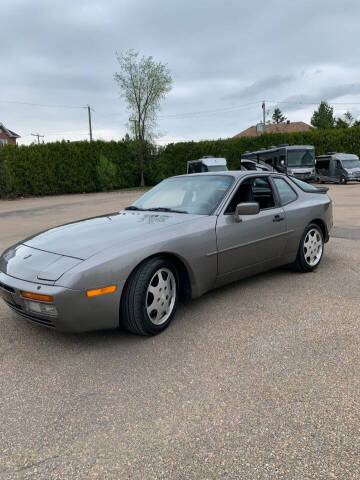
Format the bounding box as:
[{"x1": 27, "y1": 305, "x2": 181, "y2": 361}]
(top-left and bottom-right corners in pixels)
[
  {"x1": 120, "y1": 256, "x2": 179, "y2": 336},
  {"x1": 293, "y1": 223, "x2": 324, "y2": 273},
  {"x1": 339, "y1": 175, "x2": 347, "y2": 185}
]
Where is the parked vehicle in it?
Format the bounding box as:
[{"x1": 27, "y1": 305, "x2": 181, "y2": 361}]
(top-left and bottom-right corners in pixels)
[
  {"x1": 240, "y1": 159, "x2": 273, "y2": 172},
  {"x1": 315, "y1": 153, "x2": 360, "y2": 184},
  {"x1": 0, "y1": 171, "x2": 332, "y2": 336},
  {"x1": 187, "y1": 156, "x2": 227, "y2": 173},
  {"x1": 241, "y1": 145, "x2": 316, "y2": 181}
]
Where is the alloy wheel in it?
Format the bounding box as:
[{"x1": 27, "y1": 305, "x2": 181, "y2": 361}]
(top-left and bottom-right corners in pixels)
[
  {"x1": 146, "y1": 268, "x2": 176, "y2": 325},
  {"x1": 303, "y1": 228, "x2": 323, "y2": 267}
]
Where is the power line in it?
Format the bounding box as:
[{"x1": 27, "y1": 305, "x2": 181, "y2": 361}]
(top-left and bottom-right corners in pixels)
[
  {"x1": 266, "y1": 100, "x2": 360, "y2": 106},
  {"x1": 158, "y1": 101, "x2": 261, "y2": 119},
  {"x1": 91, "y1": 101, "x2": 262, "y2": 121},
  {"x1": 0, "y1": 99, "x2": 86, "y2": 109}
]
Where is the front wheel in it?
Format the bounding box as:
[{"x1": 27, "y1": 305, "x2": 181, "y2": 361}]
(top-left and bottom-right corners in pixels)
[
  {"x1": 120, "y1": 257, "x2": 178, "y2": 335},
  {"x1": 293, "y1": 224, "x2": 324, "y2": 272},
  {"x1": 339, "y1": 176, "x2": 347, "y2": 185}
]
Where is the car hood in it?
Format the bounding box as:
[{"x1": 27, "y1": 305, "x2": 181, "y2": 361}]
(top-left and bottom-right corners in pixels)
[
  {"x1": 0, "y1": 244, "x2": 82, "y2": 283},
  {"x1": 21, "y1": 211, "x2": 199, "y2": 260}
]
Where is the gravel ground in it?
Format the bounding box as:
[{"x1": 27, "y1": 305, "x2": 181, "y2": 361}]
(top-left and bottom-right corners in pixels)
[{"x1": 0, "y1": 185, "x2": 360, "y2": 479}]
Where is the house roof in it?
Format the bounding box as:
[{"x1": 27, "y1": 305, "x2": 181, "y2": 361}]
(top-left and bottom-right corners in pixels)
[
  {"x1": 0, "y1": 122, "x2": 21, "y2": 138},
  {"x1": 233, "y1": 121, "x2": 313, "y2": 138}
]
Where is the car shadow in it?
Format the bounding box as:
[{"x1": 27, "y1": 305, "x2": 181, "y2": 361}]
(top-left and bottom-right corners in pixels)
[{"x1": 3, "y1": 261, "x2": 329, "y2": 353}]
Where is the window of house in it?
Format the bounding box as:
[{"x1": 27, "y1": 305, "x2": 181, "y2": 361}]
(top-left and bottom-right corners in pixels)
[
  {"x1": 273, "y1": 178, "x2": 297, "y2": 205},
  {"x1": 0, "y1": 139, "x2": 7, "y2": 146}
]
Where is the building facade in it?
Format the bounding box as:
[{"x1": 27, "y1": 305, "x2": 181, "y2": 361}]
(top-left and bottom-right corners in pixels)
[{"x1": 0, "y1": 123, "x2": 20, "y2": 145}]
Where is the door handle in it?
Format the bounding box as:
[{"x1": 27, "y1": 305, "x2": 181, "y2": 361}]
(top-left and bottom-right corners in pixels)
[{"x1": 273, "y1": 214, "x2": 284, "y2": 222}]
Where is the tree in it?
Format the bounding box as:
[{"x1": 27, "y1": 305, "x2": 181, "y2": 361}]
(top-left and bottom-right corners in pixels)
[
  {"x1": 310, "y1": 101, "x2": 335, "y2": 129},
  {"x1": 335, "y1": 118, "x2": 349, "y2": 129},
  {"x1": 272, "y1": 107, "x2": 287, "y2": 124},
  {"x1": 344, "y1": 111, "x2": 354, "y2": 126},
  {"x1": 353, "y1": 120, "x2": 360, "y2": 127},
  {"x1": 114, "y1": 50, "x2": 172, "y2": 186}
]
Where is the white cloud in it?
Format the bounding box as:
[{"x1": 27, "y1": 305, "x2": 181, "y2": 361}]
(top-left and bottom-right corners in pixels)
[{"x1": 2, "y1": 0, "x2": 360, "y2": 144}]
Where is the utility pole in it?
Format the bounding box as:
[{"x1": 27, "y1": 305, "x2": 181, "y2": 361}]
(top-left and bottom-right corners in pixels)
[
  {"x1": 87, "y1": 105, "x2": 93, "y2": 142},
  {"x1": 262, "y1": 101, "x2": 266, "y2": 126},
  {"x1": 31, "y1": 133, "x2": 44, "y2": 144}
]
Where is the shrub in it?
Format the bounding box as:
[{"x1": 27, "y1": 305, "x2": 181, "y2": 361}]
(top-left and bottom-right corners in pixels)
[
  {"x1": 96, "y1": 155, "x2": 118, "y2": 191},
  {"x1": 0, "y1": 140, "x2": 142, "y2": 197},
  {"x1": 1, "y1": 127, "x2": 360, "y2": 197}
]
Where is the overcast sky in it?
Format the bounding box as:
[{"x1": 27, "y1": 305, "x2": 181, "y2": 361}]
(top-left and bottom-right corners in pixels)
[{"x1": 2, "y1": 0, "x2": 360, "y2": 145}]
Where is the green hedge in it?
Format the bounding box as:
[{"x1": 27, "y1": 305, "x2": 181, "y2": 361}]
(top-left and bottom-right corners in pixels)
[
  {"x1": 150, "y1": 126, "x2": 360, "y2": 183},
  {"x1": 1, "y1": 127, "x2": 360, "y2": 197},
  {"x1": 0, "y1": 140, "x2": 142, "y2": 197}
]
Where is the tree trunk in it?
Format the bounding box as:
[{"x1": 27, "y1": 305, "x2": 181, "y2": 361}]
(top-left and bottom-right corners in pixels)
[{"x1": 139, "y1": 140, "x2": 145, "y2": 187}]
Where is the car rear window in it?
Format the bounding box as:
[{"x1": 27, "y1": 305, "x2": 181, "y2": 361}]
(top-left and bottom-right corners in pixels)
[
  {"x1": 289, "y1": 177, "x2": 320, "y2": 192},
  {"x1": 273, "y1": 178, "x2": 297, "y2": 205}
]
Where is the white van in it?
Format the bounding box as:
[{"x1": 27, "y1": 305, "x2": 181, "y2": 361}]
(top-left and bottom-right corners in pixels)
[{"x1": 187, "y1": 156, "x2": 228, "y2": 174}]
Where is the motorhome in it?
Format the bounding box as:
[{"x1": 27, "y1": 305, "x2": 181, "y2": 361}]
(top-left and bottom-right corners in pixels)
[{"x1": 241, "y1": 145, "x2": 315, "y2": 181}]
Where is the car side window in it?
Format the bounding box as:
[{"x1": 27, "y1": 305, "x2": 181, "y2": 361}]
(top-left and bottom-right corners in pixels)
[
  {"x1": 226, "y1": 176, "x2": 276, "y2": 213},
  {"x1": 273, "y1": 178, "x2": 297, "y2": 205}
]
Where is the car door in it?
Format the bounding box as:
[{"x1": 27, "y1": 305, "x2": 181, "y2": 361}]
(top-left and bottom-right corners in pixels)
[
  {"x1": 334, "y1": 159, "x2": 344, "y2": 181},
  {"x1": 215, "y1": 175, "x2": 287, "y2": 280},
  {"x1": 329, "y1": 157, "x2": 338, "y2": 181}
]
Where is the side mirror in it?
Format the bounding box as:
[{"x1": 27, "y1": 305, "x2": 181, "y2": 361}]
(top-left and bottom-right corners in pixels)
[{"x1": 234, "y1": 202, "x2": 260, "y2": 222}]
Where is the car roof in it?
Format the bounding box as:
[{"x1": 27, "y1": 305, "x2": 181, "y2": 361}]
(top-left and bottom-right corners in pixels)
[
  {"x1": 174, "y1": 170, "x2": 287, "y2": 179},
  {"x1": 243, "y1": 145, "x2": 314, "y2": 155},
  {"x1": 317, "y1": 153, "x2": 359, "y2": 160}
]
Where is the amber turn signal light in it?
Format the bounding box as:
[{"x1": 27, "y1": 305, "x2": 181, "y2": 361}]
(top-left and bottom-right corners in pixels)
[
  {"x1": 21, "y1": 291, "x2": 54, "y2": 302},
  {"x1": 86, "y1": 285, "x2": 117, "y2": 297}
]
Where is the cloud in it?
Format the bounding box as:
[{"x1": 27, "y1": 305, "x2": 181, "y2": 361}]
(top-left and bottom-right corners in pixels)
[
  {"x1": 223, "y1": 75, "x2": 294, "y2": 101},
  {"x1": 2, "y1": 0, "x2": 360, "y2": 143}
]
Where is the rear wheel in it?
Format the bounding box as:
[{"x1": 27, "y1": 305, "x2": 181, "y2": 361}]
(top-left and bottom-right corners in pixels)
[
  {"x1": 120, "y1": 257, "x2": 178, "y2": 335},
  {"x1": 293, "y1": 224, "x2": 324, "y2": 272}
]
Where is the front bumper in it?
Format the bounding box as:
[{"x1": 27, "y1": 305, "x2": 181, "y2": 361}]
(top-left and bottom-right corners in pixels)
[{"x1": 0, "y1": 272, "x2": 120, "y2": 332}]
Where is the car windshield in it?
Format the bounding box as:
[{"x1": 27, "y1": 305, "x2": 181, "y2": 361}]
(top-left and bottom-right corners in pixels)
[
  {"x1": 130, "y1": 175, "x2": 233, "y2": 215},
  {"x1": 341, "y1": 158, "x2": 360, "y2": 169},
  {"x1": 287, "y1": 149, "x2": 315, "y2": 167}
]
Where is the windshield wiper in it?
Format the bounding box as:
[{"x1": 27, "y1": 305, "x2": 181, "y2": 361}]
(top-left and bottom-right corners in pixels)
[
  {"x1": 146, "y1": 207, "x2": 188, "y2": 214},
  {"x1": 124, "y1": 205, "x2": 145, "y2": 211}
]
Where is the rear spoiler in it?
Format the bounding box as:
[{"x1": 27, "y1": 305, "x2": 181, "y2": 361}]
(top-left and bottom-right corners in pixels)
[
  {"x1": 312, "y1": 186, "x2": 329, "y2": 193},
  {"x1": 287, "y1": 176, "x2": 329, "y2": 194}
]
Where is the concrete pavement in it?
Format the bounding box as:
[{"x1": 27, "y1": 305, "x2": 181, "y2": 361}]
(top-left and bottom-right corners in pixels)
[{"x1": 0, "y1": 185, "x2": 360, "y2": 479}]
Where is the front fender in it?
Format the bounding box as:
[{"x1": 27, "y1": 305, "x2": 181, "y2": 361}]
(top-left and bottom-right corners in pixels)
[{"x1": 57, "y1": 216, "x2": 218, "y2": 299}]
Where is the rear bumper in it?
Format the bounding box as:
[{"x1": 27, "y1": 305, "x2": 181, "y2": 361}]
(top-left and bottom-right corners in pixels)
[{"x1": 0, "y1": 272, "x2": 120, "y2": 332}]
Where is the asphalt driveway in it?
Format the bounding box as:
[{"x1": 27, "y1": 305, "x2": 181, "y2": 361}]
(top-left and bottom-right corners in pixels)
[{"x1": 0, "y1": 185, "x2": 360, "y2": 479}]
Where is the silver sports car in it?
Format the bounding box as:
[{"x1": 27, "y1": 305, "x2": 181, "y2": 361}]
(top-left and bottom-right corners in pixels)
[{"x1": 0, "y1": 171, "x2": 332, "y2": 335}]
